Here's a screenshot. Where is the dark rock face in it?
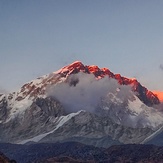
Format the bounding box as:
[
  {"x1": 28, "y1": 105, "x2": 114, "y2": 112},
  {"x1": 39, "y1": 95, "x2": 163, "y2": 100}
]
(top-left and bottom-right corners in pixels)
[
  {"x1": 134, "y1": 82, "x2": 159, "y2": 106},
  {"x1": 0, "y1": 96, "x2": 8, "y2": 122},
  {"x1": 34, "y1": 97, "x2": 65, "y2": 117}
]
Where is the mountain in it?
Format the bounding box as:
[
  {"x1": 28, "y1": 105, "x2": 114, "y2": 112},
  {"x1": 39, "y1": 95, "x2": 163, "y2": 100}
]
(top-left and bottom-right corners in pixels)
[
  {"x1": 0, "y1": 142, "x2": 163, "y2": 163},
  {"x1": 0, "y1": 61, "x2": 163, "y2": 146},
  {"x1": 54, "y1": 61, "x2": 159, "y2": 106}
]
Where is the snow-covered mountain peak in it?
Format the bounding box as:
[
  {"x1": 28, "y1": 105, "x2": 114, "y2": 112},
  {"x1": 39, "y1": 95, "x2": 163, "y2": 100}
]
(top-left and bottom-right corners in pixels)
[
  {"x1": 0, "y1": 61, "x2": 161, "y2": 121},
  {"x1": 2, "y1": 61, "x2": 159, "y2": 109},
  {"x1": 55, "y1": 61, "x2": 85, "y2": 74},
  {"x1": 54, "y1": 61, "x2": 159, "y2": 105},
  {"x1": 0, "y1": 61, "x2": 163, "y2": 145}
]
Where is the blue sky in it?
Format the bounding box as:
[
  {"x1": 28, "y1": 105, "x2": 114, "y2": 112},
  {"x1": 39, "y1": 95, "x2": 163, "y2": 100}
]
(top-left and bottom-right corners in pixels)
[{"x1": 0, "y1": 0, "x2": 163, "y2": 92}]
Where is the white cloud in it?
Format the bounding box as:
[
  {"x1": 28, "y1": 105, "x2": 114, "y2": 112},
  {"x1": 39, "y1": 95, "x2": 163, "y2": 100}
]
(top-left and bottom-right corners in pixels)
[{"x1": 46, "y1": 72, "x2": 133, "y2": 113}]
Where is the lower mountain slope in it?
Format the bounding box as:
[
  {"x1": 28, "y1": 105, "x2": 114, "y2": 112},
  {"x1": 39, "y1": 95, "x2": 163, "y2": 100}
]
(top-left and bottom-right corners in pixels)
[{"x1": 0, "y1": 94, "x2": 161, "y2": 147}]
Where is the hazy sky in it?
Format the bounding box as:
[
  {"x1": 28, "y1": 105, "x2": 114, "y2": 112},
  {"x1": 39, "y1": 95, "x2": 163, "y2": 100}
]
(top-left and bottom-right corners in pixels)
[{"x1": 0, "y1": 0, "x2": 163, "y2": 92}]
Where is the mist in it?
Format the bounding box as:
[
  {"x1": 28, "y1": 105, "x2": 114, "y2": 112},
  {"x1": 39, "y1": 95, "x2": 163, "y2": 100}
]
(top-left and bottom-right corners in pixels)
[
  {"x1": 159, "y1": 64, "x2": 163, "y2": 71},
  {"x1": 46, "y1": 72, "x2": 133, "y2": 113},
  {"x1": 154, "y1": 102, "x2": 163, "y2": 111}
]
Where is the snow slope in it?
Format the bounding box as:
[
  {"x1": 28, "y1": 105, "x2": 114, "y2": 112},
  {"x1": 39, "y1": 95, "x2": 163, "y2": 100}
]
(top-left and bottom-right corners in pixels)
[{"x1": 19, "y1": 111, "x2": 83, "y2": 144}]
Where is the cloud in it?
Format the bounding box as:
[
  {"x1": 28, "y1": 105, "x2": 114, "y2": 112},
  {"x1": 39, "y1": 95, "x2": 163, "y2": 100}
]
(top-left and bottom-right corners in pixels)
[
  {"x1": 153, "y1": 102, "x2": 163, "y2": 112},
  {"x1": 159, "y1": 64, "x2": 163, "y2": 71},
  {"x1": 46, "y1": 72, "x2": 133, "y2": 113}
]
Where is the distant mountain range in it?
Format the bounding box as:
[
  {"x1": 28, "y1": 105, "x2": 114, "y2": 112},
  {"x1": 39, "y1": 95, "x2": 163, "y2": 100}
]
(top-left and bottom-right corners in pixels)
[
  {"x1": 0, "y1": 61, "x2": 163, "y2": 147},
  {"x1": 1, "y1": 142, "x2": 163, "y2": 163}
]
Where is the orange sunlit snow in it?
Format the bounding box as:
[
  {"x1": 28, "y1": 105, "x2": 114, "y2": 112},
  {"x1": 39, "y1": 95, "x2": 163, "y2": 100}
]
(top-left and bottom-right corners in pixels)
[{"x1": 152, "y1": 91, "x2": 163, "y2": 102}]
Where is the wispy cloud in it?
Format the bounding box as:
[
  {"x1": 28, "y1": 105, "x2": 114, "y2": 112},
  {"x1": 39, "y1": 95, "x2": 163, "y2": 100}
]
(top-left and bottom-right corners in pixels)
[
  {"x1": 159, "y1": 64, "x2": 163, "y2": 71},
  {"x1": 46, "y1": 72, "x2": 133, "y2": 113}
]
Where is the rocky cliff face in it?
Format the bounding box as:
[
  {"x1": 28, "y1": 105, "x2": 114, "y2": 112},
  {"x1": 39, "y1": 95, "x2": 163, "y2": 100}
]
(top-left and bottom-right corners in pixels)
[
  {"x1": 0, "y1": 95, "x2": 8, "y2": 122},
  {"x1": 0, "y1": 97, "x2": 65, "y2": 143},
  {"x1": 39, "y1": 110, "x2": 153, "y2": 145}
]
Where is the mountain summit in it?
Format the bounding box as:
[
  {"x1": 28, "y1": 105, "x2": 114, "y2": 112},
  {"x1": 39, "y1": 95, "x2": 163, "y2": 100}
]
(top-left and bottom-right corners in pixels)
[
  {"x1": 11, "y1": 61, "x2": 159, "y2": 106},
  {"x1": 0, "y1": 61, "x2": 163, "y2": 146},
  {"x1": 55, "y1": 61, "x2": 159, "y2": 106}
]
